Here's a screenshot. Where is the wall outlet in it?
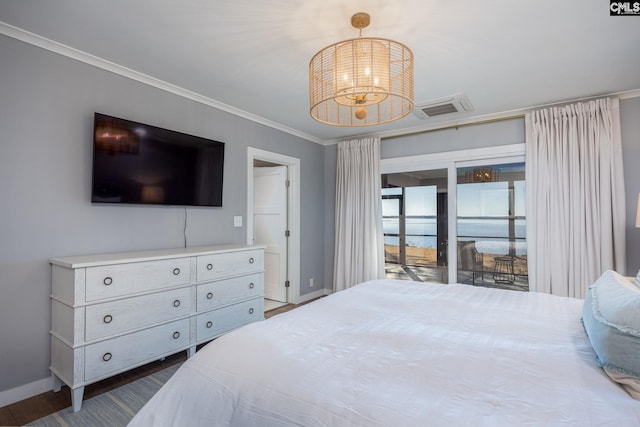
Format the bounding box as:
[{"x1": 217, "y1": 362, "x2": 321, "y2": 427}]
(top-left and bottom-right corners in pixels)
[
  {"x1": 233, "y1": 216, "x2": 242, "y2": 228},
  {"x1": 309, "y1": 277, "x2": 314, "y2": 288}
]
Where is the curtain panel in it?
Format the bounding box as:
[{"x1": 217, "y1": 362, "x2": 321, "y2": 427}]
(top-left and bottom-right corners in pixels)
[
  {"x1": 525, "y1": 98, "x2": 625, "y2": 298},
  {"x1": 333, "y1": 137, "x2": 385, "y2": 292}
]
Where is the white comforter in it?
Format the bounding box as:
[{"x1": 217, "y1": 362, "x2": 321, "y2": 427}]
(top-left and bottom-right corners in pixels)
[{"x1": 129, "y1": 280, "x2": 640, "y2": 426}]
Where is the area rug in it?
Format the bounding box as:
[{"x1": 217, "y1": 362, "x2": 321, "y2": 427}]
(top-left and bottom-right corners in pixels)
[{"x1": 27, "y1": 363, "x2": 181, "y2": 427}]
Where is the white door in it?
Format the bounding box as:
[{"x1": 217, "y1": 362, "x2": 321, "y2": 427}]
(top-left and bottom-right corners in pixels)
[{"x1": 253, "y1": 166, "x2": 288, "y2": 302}]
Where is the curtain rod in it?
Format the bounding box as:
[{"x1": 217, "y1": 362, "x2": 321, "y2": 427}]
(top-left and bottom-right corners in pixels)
[{"x1": 381, "y1": 114, "x2": 525, "y2": 142}]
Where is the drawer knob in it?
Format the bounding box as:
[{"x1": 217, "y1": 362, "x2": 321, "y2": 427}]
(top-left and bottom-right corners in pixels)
[
  {"x1": 173, "y1": 267, "x2": 181, "y2": 276},
  {"x1": 102, "y1": 352, "x2": 112, "y2": 362},
  {"x1": 207, "y1": 263, "x2": 213, "y2": 271},
  {"x1": 206, "y1": 321, "x2": 213, "y2": 328},
  {"x1": 173, "y1": 331, "x2": 180, "y2": 339},
  {"x1": 249, "y1": 282, "x2": 254, "y2": 289},
  {"x1": 249, "y1": 257, "x2": 255, "y2": 264},
  {"x1": 103, "y1": 277, "x2": 113, "y2": 286},
  {"x1": 249, "y1": 308, "x2": 254, "y2": 315},
  {"x1": 173, "y1": 299, "x2": 181, "y2": 308},
  {"x1": 103, "y1": 314, "x2": 113, "y2": 324},
  {"x1": 207, "y1": 292, "x2": 213, "y2": 300}
]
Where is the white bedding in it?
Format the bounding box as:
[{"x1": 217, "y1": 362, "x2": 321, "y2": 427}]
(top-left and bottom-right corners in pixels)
[{"x1": 129, "y1": 280, "x2": 640, "y2": 426}]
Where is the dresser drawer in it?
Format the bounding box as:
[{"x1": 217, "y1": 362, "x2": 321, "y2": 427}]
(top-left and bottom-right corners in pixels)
[
  {"x1": 85, "y1": 258, "x2": 191, "y2": 301},
  {"x1": 197, "y1": 273, "x2": 262, "y2": 312},
  {"x1": 85, "y1": 318, "x2": 190, "y2": 382},
  {"x1": 85, "y1": 287, "x2": 192, "y2": 342},
  {"x1": 196, "y1": 298, "x2": 262, "y2": 342},
  {"x1": 196, "y1": 250, "x2": 263, "y2": 282}
]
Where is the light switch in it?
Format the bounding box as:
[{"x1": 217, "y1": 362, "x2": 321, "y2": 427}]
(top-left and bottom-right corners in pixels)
[{"x1": 233, "y1": 216, "x2": 243, "y2": 228}]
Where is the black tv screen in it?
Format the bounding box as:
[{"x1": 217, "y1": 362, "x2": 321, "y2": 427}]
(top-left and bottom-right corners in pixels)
[{"x1": 91, "y1": 113, "x2": 224, "y2": 207}]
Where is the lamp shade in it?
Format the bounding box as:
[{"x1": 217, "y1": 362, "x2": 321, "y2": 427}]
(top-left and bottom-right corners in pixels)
[{"x1": 309, "y1": 14, "x2": 414, "y2": 127}]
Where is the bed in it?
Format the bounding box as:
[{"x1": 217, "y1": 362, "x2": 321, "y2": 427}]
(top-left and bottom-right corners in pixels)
[{"x1": 129, "y1": 277, "x2": 640, "y2": 426}]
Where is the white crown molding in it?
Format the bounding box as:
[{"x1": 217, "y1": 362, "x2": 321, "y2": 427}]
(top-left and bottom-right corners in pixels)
[
  {"x1": 619, "y1": 89, "x2": 640, "y2": 100},
  {"x1": 0, "y1": 21, "x2": 324, "y2": 145}
]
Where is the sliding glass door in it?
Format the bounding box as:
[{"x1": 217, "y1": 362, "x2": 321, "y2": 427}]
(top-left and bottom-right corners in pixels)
[
  {"x1": 380, "y1": 146, "x2": 528, "y2": 290},
  {"x1": 382, "y1": 169, "x2": 449, "y2": 283},
  {"x1": 455, "y1": 162, "x2": 528, "y2": 290}
]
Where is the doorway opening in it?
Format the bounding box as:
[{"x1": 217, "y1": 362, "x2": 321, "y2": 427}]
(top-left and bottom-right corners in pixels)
[
  {"x1": 247, "y1": 148, "x2": 301, "y2": 312},
  {"x1": 382, "y1": 169, "x2": 449, "y2": 283},
  {"x1": 254, "y1": 162, "x2": 288, "y2": 311}
]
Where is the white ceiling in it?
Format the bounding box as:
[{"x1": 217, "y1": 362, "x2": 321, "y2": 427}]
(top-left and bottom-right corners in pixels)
[{"x1": 1, "y1": 0, "x2": 639, "y2": 144}]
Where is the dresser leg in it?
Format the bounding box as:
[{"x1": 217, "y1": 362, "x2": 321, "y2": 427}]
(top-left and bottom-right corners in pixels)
[
  {"x1": 71, "y1": 386, "x2": 85, "y2": 412},
  {"x1": 188, "y1": 346, "x2": 196, "y2": 357},
  {"x1": 51, "y1": 373, "x2": 62, "y2": 392}
]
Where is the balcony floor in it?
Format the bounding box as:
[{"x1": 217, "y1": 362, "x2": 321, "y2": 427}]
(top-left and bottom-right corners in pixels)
[{"x1": 384, "y1": 263, "x2": 529, "y2": 292}]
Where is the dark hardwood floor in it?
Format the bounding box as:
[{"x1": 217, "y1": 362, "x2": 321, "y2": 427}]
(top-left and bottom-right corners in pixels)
[{"x1": 0, "y1": 301, "x2": 306, "y2": 426}]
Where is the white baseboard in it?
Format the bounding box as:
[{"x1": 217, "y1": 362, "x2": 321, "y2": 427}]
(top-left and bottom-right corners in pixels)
[
  {"x1": 292, "y1": 288, "x2": 332, "y2": 304},
  {"x1": 0, "y1": 376, "x2": 53, "y2": 408}
]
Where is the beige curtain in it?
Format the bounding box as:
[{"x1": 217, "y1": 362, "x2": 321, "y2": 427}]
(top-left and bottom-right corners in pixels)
[
  {"x1": 333, "y1": 137, "x2": 385, "y2": 292},
  {"x1": 525, "y1": 98, "x2": 625, "y2": 298}
]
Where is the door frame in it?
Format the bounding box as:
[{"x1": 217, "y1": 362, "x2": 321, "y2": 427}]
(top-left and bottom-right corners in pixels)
[
  {"x1": 247, "y1": 147, "x2": 301, "y2": 304},
  {"x1": 381, "y1": 143, "x2": 525, "y2": 284}
]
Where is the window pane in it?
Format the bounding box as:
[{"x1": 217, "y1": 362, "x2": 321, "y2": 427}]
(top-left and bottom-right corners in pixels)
[
  {"x1": 382, "y1": 187, "x2": 402, "y2": 196},
  {"x1": 456, "y1": 162, "x2": 528, "y2": 291},
  {"x1": 381, "y1": 169, "x2": 448, "y2": 284}
]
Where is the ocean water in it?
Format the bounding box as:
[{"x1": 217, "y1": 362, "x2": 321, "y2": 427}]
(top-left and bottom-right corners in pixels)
[{"x1": 383, "y1": 217, "x2": 527, "y2": 255}]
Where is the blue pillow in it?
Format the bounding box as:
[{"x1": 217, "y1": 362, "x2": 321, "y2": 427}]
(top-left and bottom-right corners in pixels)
[{"x1": 582, "y1": 270, "x2": 640, "y2": 393}]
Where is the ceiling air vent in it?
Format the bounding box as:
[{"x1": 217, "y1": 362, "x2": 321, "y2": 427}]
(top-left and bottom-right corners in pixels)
[{"x1": 414, "y1": 93, "x2": 474, "y2": 119}]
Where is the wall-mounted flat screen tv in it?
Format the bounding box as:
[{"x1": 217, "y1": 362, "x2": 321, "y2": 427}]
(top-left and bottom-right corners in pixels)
[{"x1": 92, "y1": 113, "x2": 225, "y2": 207}]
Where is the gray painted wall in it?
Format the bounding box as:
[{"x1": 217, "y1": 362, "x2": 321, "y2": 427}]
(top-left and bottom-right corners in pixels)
[
  {"x1": 380, "y1": 118, "x2": 525, "y2": 158},
  {"x1": 622, "y1": 97, "x2": 640, "y2": 276},
  {"x1": 0, "y1": 35, "x2": 326, "y2": 394}
]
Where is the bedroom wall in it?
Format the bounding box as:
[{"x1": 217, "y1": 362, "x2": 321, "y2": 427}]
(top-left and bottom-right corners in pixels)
[
  {"x1": 621, "y1": 97, "x2": 640, "y2": 276},
  {"x1": 0, "y1": 35, "x2": 326, "y2": 398},
  {"x1": 380, "y1": 118, "x2": 525, "y2": 158},
  {"x1": 323, "y1": 98, "x2": 640, "y2": 291}
]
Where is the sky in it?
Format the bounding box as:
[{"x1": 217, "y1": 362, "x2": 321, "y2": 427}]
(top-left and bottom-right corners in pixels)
[{"x1": 382, "y1": 165, "x2": 526, "y2": 218}]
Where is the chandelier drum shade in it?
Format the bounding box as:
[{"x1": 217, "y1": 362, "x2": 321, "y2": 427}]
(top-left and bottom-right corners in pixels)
[{"x1": 309, "y1": 13, "x2": 414, "y2": 127}]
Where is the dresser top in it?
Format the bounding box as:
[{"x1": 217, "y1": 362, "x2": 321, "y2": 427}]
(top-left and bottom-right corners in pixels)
[{"x1": 50, "y1": 244, "x2": 265, "y2": 268}]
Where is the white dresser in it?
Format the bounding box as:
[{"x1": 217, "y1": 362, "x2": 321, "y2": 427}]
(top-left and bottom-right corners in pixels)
[{"x1": 49, "y1": 244, "x2": 264, "y2": 412}]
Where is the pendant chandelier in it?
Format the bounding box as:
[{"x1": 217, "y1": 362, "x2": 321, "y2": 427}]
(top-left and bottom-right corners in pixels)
[{"x1": 309, "y1": 13, "x2": 414, "y2": 127}]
